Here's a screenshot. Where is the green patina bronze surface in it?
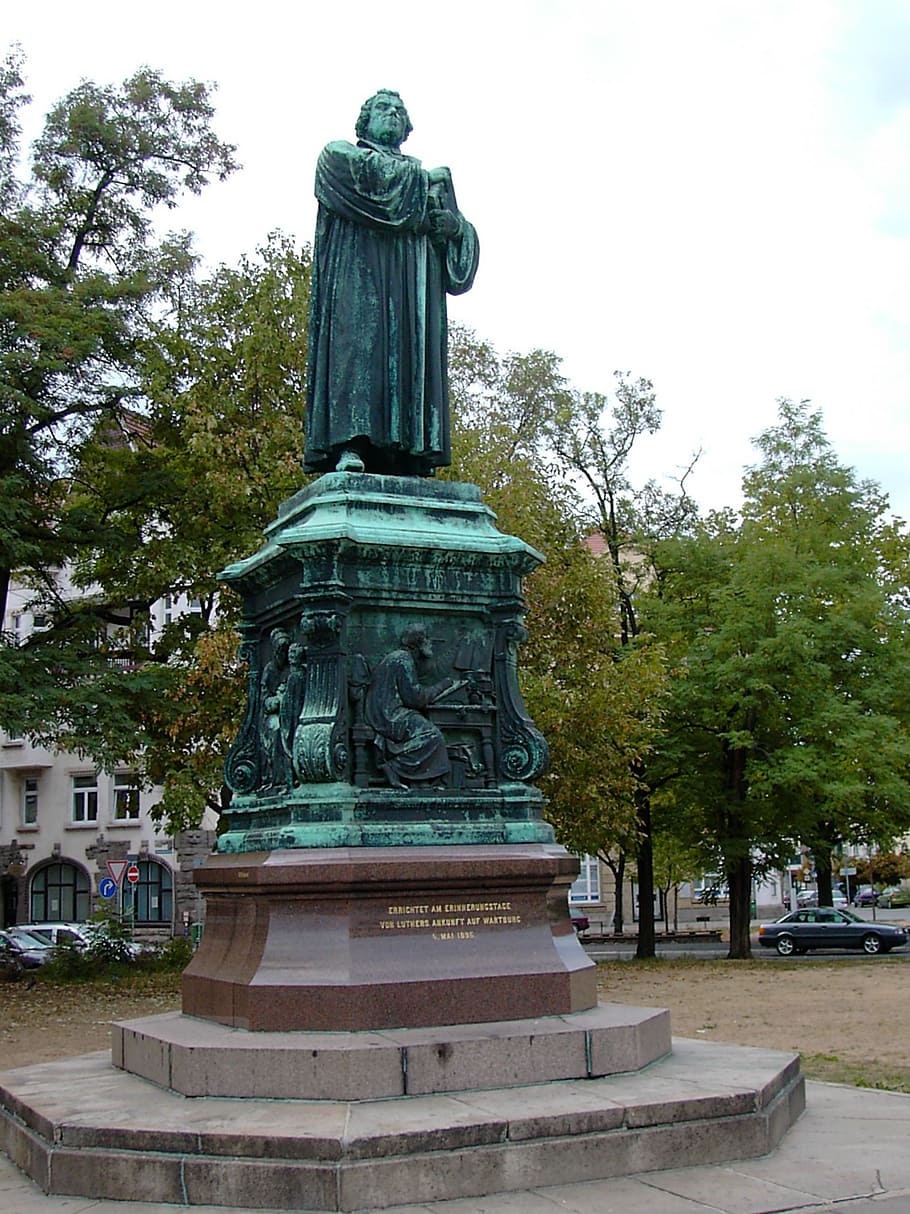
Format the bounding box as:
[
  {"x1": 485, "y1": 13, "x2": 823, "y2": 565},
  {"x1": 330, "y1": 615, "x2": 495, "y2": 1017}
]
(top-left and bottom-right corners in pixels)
[
  {"x1": 216, "y1": 94, "x2": 550, "y2": 853},
  {"x1": 304, "y1": 89, "x2": 478, "y2": 478},
  {"x1": 217, "y1": 474, "x2": 552, "y2": 853}
]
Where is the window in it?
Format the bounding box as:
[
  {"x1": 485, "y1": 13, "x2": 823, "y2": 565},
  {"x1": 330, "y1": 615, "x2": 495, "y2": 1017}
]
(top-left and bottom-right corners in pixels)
[
  {"x1": 124, "y1": 860, "x2": 173, "y2": 923},
  {"x1": 71, "y1": 774, "x2": 98, "y2": 824},
  {"x1": 113, "y1": 773, "x2": 140, "y2": 820},
  {"x1": 30, "y1": 862, "x2": 90, "y2": 922},
  {"x1": 569, "y1": 854, "x2": 601, "y2": 904},
  {"x1": 22, "y1": 777, "x2": 39, "y2": 826}
]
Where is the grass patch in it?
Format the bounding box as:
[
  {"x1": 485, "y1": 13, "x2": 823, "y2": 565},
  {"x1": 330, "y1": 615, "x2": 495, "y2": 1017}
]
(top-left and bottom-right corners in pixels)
[{"x1": 802, "y1": 1054, "x2": 910, "y2": 1094}]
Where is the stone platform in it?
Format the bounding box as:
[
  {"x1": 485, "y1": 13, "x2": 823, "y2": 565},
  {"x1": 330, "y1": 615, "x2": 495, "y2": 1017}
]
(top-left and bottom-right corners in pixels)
[
  {"x1": 113, "y1": 1002, "x2": 672, "y2": 1099},
  {"x1": 0, "y1": 1034, "x2": 804, "y2": 1211}
]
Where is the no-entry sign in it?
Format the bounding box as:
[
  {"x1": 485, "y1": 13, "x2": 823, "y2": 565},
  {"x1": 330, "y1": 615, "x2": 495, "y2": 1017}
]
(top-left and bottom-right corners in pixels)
[{"x1": 126, "y1": 864, "x2": 140, "y2": 885}]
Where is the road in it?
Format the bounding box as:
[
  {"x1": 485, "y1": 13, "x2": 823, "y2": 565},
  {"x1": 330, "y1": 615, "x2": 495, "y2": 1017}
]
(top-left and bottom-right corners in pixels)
[{"x1": 582, "y1": 906, "x2": 910, "y2": 961}]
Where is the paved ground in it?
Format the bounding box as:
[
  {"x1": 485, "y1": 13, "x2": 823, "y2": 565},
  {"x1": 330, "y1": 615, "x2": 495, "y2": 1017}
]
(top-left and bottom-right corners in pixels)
[{"x1": 2, "y1": 1079, "x2": 908, "y2": 1213}]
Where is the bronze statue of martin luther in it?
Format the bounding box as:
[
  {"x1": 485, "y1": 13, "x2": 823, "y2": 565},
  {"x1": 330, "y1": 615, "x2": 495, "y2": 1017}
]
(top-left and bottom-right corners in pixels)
[{"x1": 304, "y1": 89, "x2": 479, "y2": 478}]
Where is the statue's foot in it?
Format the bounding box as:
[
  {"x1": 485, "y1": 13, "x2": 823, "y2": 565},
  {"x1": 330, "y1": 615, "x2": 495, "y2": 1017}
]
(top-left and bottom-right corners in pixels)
[
  {"x1": 336, "y1": 448, "x2": 365, "y2": 472},
  {"x1": 381, "y1": 762, "x2": 409, "y2": 790}
]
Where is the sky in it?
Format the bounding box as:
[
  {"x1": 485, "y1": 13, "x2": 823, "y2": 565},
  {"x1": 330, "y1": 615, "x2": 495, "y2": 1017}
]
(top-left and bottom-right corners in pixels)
[{"x1": 7, "y1": 0, "x2": 910, "y2": 521}]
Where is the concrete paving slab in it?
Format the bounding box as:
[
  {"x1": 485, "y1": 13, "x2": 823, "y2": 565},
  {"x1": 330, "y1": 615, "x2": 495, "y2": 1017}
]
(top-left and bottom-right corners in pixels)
[
  {"x1": 827, "y1": 1198, "x2": 910, "y2": 1213},
  {"x1": 727, "y1": 1082, "x2": 910, "y2": 1202},
  {"x1": 525, "y1": 1176, "x2": 729, "y2": 1212},
  {"x1": 639, "y1": 1167, "x2": 821, "y2": 1212}
]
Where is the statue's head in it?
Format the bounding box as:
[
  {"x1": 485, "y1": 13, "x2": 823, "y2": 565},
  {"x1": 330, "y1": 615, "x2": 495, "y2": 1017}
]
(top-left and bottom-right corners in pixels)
[
  {"x1": 356, "y1": 89, "x2": 412, "y2": 149},
  {"x1": 401, "y1": 625, "x2": 431, "y2": 658},
  {"x1": 270, "y1": 627, "x2": 291, "y2": 655},
  {"x1": 288, "y1": 642, "x2": 305, "y2": 668}
]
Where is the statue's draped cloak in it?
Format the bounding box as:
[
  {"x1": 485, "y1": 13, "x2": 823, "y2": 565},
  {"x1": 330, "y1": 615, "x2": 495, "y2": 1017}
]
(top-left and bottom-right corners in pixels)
[
  {"x1": 364, "y1": 649, "x2": 450, "y2": 781},
  {"x1": 305, "y1": 138, "x2": 479, "y2": 474}
]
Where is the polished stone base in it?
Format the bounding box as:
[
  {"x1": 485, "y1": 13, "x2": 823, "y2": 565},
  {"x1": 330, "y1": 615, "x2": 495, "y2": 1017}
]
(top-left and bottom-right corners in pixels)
[
  {"x1": 113, "y1": 1002, "x2": 672, "y2": 1099},
  {"x1": 183, "y1": 844, "x2": 598, "y2": 1032},
  {"x1": 0, "y1": 1036, "x2": 805, "y2": 1211}
]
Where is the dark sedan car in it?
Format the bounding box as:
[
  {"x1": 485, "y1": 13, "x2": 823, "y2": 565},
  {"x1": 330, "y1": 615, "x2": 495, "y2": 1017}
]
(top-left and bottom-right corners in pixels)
[
  {"x1": 758, "y1": 907, "x2": 908, "y2": 956},
  {"x1": 0, "y1": 936, "x2": 24, "y2": 981},
  {"x1": 0, "y1": 927, "x2": 54, "y2": 968}
]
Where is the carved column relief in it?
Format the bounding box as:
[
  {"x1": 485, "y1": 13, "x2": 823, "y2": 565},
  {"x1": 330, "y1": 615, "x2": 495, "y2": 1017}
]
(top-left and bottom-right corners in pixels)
[{"x1": 494, "y1": 617, "x2": 549, "y2": 782}]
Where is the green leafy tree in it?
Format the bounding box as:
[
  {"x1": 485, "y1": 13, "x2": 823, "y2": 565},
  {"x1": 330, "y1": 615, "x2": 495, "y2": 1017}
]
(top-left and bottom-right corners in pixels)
[
  {"x1": 0, "y1": 55, "x2": 237, "y2": 628},
  {"x1": 2, "y1": 233, "x2": 312, "y2": 831},
  {"x1": 646, "y1": 401, "x2": 910, "y2": 957}
]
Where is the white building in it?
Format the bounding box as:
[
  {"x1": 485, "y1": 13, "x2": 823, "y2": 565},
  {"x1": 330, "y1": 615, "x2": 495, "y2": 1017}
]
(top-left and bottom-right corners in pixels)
[{"x1": 1, "y1": 578, "x2": 214, "y2": 938}]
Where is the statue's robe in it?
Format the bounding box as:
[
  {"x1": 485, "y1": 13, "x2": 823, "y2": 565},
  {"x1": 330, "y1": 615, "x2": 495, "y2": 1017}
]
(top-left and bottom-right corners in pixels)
[
  {"x1": 304, "y1": 138, "x2": 479, "y2": 476},
  {"x1": 258, "y1": 657, "x2": 289, "y2": 790},
  {"x1": 364, "y1": 648, "x2": 450, "y2": 783}
]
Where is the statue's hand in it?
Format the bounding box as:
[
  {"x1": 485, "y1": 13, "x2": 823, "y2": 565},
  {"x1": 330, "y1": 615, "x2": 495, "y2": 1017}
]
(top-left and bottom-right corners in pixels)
[
  {"x1": 430, "y1": 209, "x2": 460, "y2": 240},
  {"x1": 428, "y1": 165, "x2": 451, "y2": 186}
]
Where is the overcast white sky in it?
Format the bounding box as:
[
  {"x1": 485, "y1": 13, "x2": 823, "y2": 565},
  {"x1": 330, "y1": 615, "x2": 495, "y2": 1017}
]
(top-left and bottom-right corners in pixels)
[{"x1": 8, "y1": 1, "x2": 910, "y2": 521}]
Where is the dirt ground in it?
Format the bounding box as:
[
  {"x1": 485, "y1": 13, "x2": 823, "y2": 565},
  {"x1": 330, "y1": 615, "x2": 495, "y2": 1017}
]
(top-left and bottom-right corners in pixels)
[
  {"x1": 597, "y1": 956, "x2": 910, "y2": 1089},
  {"x1": 0, "y1": 975, "x2": 181, "y2": 1067},
  {"x1": 0, "y1": 959, "x2": 906, "y2": 1090}
]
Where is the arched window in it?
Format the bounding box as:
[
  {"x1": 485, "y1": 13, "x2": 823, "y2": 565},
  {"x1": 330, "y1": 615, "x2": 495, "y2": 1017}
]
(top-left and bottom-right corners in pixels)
[
  {"x1": 124, "y1": 860, "x2": 173, "y2": 924},
  {"x1": 29, "y1": 862, "x2": 90, "y2": 923}
]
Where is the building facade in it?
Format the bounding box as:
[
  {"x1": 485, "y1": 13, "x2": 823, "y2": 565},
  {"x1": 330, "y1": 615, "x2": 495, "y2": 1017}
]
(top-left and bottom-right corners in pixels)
[{"x1": 0, "y1": 579, "x2": 215, "y2": 941}]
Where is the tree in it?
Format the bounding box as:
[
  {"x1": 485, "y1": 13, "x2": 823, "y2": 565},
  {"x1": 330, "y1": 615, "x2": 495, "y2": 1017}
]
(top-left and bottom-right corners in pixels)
[
  {"x1": 854, "y1": 853, "x2": 910, "y2": 888},
  {"x1": 0, "y1": 56, "x2": 237, "y2": 628},
  {"x1": 447, "y1": 332, "x2": 670, "y2": 929},
  {"x1": 542, "y1": 373, "x2": 698, "y2": 956},
  {"x1": 1, "y1": 232, "x2": 312, "y2": 831},
  {"x1": 645, "y1": 401, "x2": 910, "y2": 957}
]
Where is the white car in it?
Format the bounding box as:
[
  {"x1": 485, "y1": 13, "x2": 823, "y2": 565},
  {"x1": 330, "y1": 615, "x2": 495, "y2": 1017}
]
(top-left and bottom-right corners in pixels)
[
  {"x1": 17, "y1": 922, "x2": 142, "y2": 957},
  {"x1": 17, "y1": 922, "x2": 91, "y2": 949}
]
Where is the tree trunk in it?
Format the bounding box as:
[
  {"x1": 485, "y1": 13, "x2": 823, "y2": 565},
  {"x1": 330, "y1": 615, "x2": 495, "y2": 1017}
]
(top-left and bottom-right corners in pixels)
[
  {"x1": 814, "y1": 847, "x2": 834, "y2": 906},
  {"x1": 635, "y1": 794, "x2": 656, "y2": 959},
  {"x1": 605, "y1": 850, "x2": 626, "y2": 935},
  {"x1": 0, "y1": 566, "x2": 9, "y2": 632},
  {"x1": 727, "y1": 855, "x2": 753, "y2": 958}
]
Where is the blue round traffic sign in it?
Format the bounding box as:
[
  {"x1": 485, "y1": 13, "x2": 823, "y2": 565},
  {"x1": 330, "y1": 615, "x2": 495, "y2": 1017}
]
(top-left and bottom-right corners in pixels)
[{"x1": 99, "y1": 877, "x2": 117, "y2": 899}]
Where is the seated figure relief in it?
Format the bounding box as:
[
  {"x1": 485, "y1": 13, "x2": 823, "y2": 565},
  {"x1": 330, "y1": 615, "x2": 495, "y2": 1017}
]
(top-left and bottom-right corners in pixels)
[{"x1": 364, "y1": 626, "x2": 466, "y2": 789}]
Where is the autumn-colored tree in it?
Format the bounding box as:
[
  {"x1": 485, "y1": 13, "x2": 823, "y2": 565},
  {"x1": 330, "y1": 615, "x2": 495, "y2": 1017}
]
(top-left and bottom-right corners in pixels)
[
  {"x1": 447, "y1": 331, "x2": 670, "y2": 919},
  {"x1": 539, "y1": 372, "x2": 698, "y2": 955}
]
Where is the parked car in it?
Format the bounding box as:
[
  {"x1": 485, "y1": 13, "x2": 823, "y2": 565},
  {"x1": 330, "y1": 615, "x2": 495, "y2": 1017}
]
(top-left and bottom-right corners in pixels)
[
  {"x1": 570, "y1": 908, "x2": 590, "y2": 934},
  {"x1": 877, "y1": 887, "x2": 910, "y2": 909},
  {"x1": 852, "y1": 886, "x2": 878, "y2": 907},
  {"x1": 695, "y1": 886, "x2": 728, "y2": 905},
  {"x1": 16, "y1": 922, "x2": 91, "y2": 950},
  {"x1": 758, "y1": 907, "x2": 908, "y2": 956},
  {"x1": 0, "y1": 927, "x2": 54, "y2": 968},
  {"x1": 17, "y1": 921, "x2": 143, "y2": 958},
  {"x1": 0, "y1": 934, "x2": 25, "y2": 981}
]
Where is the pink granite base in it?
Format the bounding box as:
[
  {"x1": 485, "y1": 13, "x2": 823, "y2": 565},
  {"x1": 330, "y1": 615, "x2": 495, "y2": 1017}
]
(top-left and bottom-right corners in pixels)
[{"x1": 183, "y1": 844, "x2": 597, "y2": 1032}]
